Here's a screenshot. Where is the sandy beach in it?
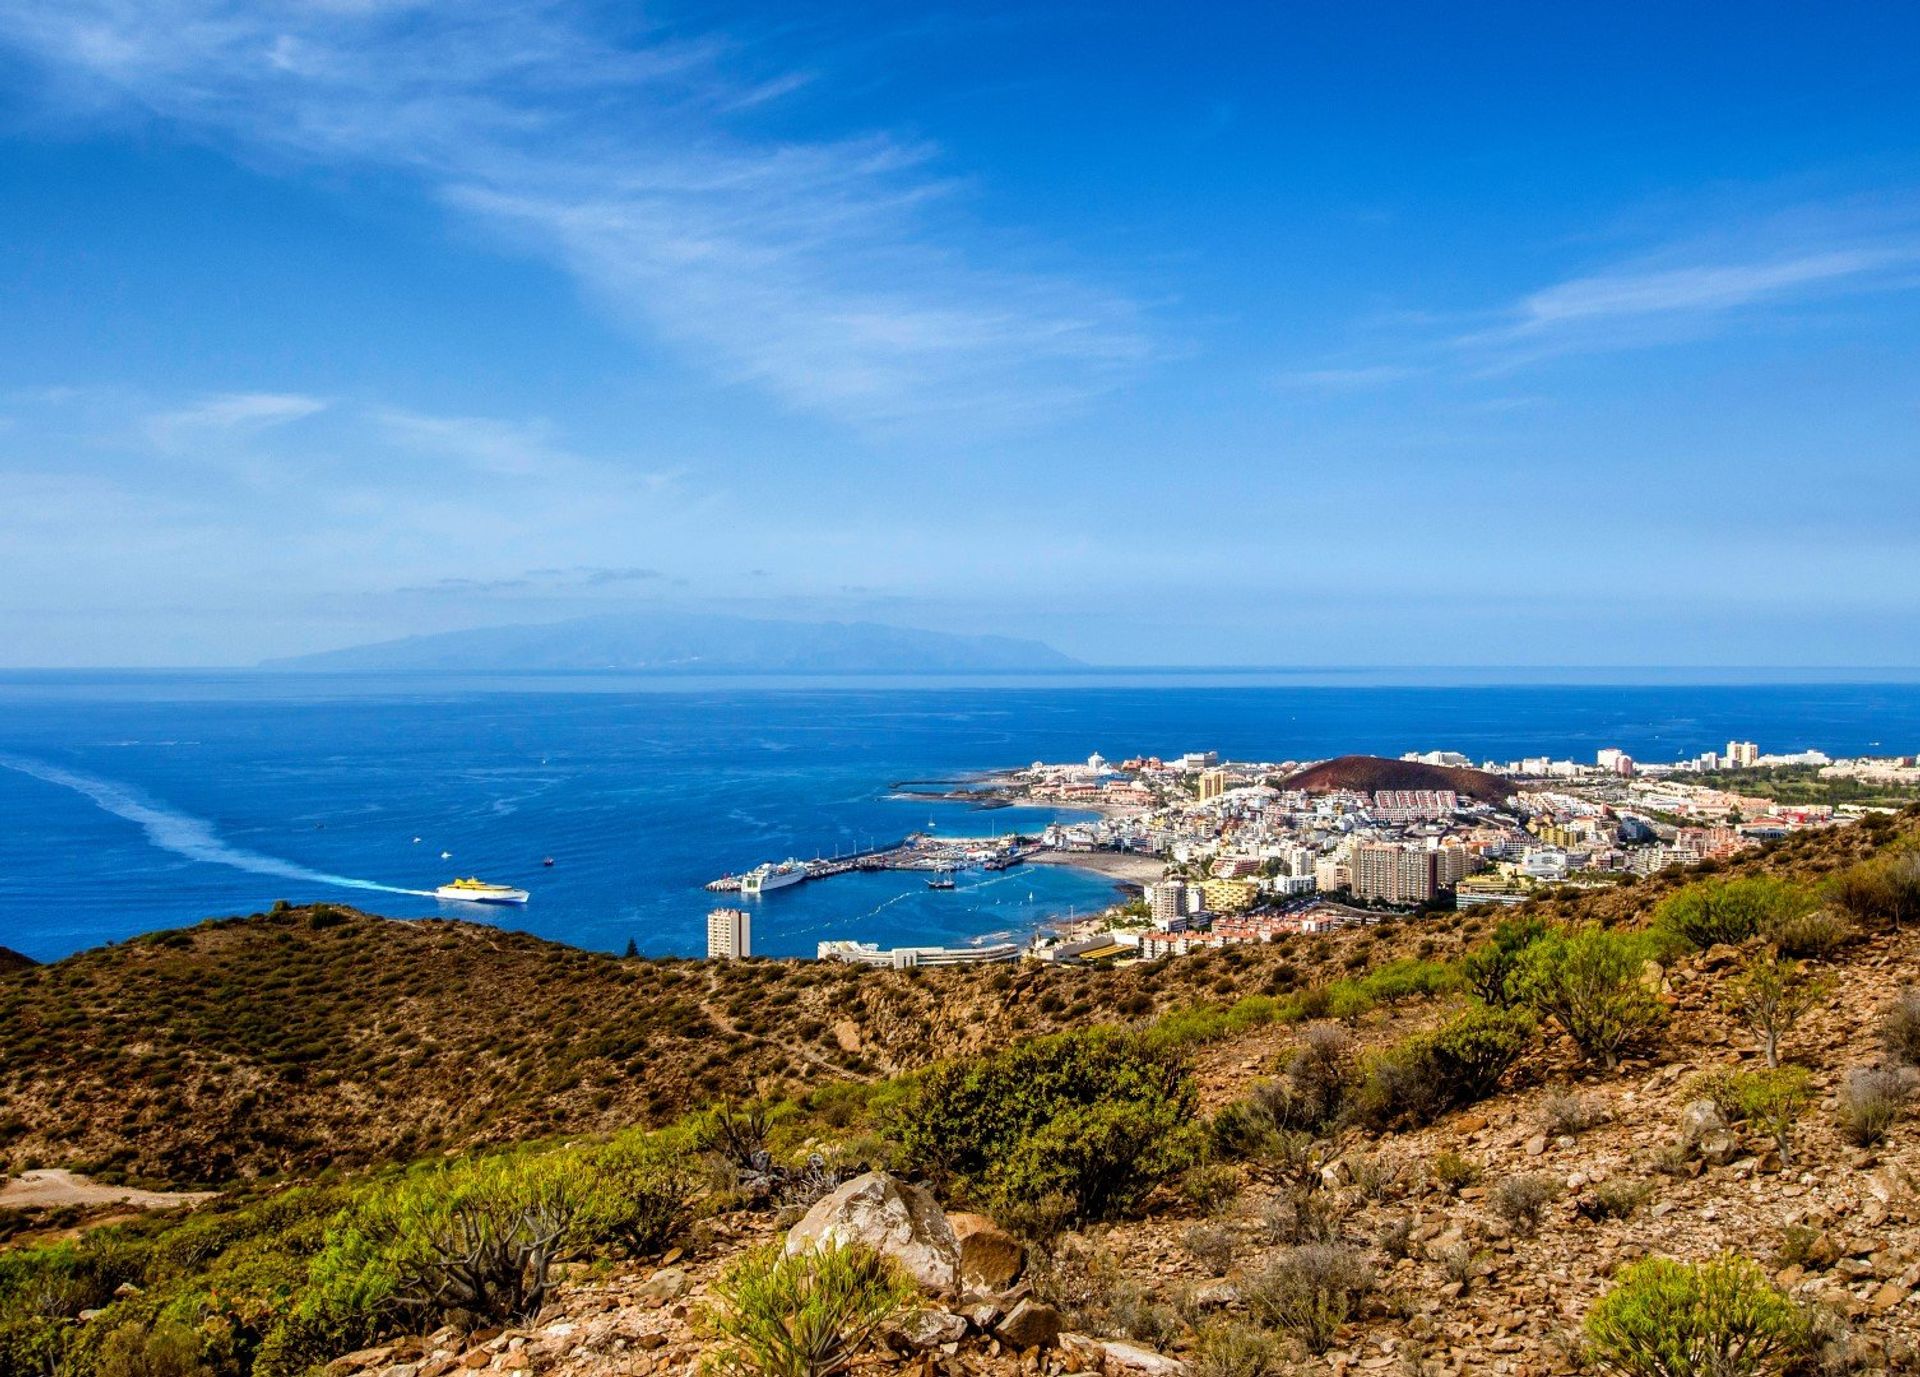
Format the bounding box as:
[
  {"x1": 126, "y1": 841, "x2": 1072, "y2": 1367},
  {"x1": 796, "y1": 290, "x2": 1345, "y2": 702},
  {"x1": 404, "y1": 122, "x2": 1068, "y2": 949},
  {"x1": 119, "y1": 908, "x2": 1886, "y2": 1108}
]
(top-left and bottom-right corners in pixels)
[{"x1": 1022, "y1": 849, "x2": 1166, "y2": 884}]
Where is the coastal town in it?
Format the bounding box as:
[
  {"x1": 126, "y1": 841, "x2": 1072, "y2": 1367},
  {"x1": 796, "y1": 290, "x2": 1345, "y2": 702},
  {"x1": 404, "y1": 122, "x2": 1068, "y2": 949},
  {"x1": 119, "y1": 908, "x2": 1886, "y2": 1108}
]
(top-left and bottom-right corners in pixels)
[{"x1": 707, "y1": 740, "x2": 1918, "y2": 966}]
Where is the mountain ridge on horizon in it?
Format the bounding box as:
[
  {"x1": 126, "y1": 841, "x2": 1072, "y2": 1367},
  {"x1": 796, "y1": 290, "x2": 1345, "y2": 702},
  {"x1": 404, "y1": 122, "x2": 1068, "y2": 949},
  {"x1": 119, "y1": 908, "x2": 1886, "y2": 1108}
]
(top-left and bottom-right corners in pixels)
[{"x1": 260, "y1": 609, "x2": 1081, "y2": 674}]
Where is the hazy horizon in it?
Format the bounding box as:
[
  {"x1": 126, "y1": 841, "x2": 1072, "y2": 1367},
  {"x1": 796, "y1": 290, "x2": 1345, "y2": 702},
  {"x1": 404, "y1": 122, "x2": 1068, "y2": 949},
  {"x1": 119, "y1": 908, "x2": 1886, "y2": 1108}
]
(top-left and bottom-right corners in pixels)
[{"x1": 2, "y1": 3, "x2": 1916, "y2": 667}]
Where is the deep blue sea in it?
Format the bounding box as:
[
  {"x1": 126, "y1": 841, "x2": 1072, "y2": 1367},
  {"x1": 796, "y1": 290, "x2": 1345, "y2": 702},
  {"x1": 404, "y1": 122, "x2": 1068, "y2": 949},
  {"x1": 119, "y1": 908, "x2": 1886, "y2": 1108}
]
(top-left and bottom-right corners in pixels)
[{"x1": 3, "y1": 671, "x2": 1919, "y2": 963}]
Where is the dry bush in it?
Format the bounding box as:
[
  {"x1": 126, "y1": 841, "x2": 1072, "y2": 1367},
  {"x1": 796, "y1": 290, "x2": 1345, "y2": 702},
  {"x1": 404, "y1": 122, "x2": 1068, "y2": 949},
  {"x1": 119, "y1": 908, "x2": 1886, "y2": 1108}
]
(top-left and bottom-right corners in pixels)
[
  {"x1": 1489, "y1": 1173, "x2": 1563, "y2": 1235},
  {"x1": 1183, "y1": 1223, "x2": 1237, "y2": 1276},
  {"x1": 1246, "y1": 1244, "x2": 1374, "y2": 1355},
  {"x1": 1837, "y1": 1066, "x2": 1910, "y2": 1147},
  {"x1": 1538, "y1": 1089, "x2": 1610, "y2": 1138}
]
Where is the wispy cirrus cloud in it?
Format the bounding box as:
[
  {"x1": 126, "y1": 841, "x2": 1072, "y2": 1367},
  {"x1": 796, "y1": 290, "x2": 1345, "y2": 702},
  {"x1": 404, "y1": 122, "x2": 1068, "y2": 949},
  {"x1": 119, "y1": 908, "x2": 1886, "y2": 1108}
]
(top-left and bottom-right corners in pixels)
[
  {"x1": 1280, "y1": 197, "x2": 1920, "y2": 386},
  {"x1": 1271, "y1": 364, "x2": 1421, "y2": 391},
  {"x1": 145, "y1": 391, "x2": 325, "y2": 448},
  {"x1": 0, "y1": 2, "x2": 1146, "y2": 431}
]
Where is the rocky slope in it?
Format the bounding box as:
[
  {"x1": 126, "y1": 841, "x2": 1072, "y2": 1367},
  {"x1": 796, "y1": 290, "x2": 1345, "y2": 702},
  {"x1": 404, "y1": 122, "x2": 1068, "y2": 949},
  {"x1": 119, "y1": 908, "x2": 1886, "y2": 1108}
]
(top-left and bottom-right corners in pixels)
[{"x1": 317, "y1": 918, "x2": 1920, "y2": 1377}]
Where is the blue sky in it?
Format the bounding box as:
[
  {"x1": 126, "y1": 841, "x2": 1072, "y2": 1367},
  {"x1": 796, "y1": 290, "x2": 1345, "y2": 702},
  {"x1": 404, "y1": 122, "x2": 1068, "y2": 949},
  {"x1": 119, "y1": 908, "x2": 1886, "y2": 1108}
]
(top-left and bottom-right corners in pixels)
[{"x1": 1, "y1": 1, "x2": 1917, "y2": 667}]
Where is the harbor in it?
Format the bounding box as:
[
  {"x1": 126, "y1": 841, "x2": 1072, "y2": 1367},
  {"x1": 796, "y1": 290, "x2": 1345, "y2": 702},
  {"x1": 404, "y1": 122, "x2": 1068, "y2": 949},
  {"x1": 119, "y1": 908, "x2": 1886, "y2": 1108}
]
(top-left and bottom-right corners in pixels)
[{"x1": 703, "y1": 832, "x2": 1035, "y2": 894}]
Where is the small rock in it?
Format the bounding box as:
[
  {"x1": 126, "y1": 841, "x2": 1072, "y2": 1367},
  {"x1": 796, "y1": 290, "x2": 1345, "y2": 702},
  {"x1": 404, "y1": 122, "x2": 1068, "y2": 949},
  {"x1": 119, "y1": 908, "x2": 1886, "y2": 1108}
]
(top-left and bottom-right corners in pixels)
[
  {"x1": 995, "y1": 1298, "x2": 1062, "y2": 1349},
  {"x1": 326, "y1": 1350, "x2": 395, "y2": 1377},
  {"x1": 1524, "y1": 1135, "x2": 1547, "y2": 1158},
  {"x1": 1099, "y1": 1340, "x2": 1189, "y2": 1376},
  {"x1": 948, "y1": 1212, "x2": 1025, "y2": 1291},
  {"x1": 638, "y1": 1267, "x2": 690, "y2": 1303},
  {"x1": 891, "y1": 1309, "x2": 970, "y2": 1350}
]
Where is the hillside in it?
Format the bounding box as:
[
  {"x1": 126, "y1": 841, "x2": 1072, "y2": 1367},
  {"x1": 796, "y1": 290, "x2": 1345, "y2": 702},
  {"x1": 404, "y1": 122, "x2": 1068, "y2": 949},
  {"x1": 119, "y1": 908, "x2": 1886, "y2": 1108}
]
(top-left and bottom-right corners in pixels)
[
  {"x1": 1284, "y1": 753, "x2": 1515, "y2": 804},
  {"x1": 0, "y1": 904, "x2": 1378, "y2": 1185},
  {"x1": 262, "y1": 610, "x2": 1080, "y2": 673},
  {"x1": 3, "y1": 811, "x2": 1916, "y2": 1377},
  {"x1": 0, "y1": 947, "x2": 33, "y2": 975}
]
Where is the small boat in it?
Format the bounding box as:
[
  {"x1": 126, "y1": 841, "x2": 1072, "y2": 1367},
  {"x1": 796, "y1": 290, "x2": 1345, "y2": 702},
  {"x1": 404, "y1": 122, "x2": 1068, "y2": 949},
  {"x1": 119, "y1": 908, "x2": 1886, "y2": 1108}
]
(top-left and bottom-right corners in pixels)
[
  {"x1": 439, "y1": 850, "x2": 452, "y2": 859},
  {"x1": 435, "y1": 877, "x2": 530, "y2": 905},
  {"x1": 542, "y1": 857, "x2": 555, "y2": 867},
  {"x1": 926, "y1": 870, "x2": 956, "y2": 890}
]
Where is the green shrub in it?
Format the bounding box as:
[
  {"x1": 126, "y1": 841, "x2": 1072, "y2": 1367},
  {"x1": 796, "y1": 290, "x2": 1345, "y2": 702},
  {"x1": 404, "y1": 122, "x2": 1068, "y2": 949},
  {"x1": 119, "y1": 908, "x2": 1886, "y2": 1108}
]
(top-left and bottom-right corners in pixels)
[
  {"x1": 310, "y1": 1152, "x2": 587, "y2": 1336},
  {"x1": 1245, "y1": 1244, "x2": 1373, "y2": 1356},
  {"x1": 1584, "y1": 1254, "x2": 1804, "y2": 1377},
  {"x1": 1192, "y1": 1321, "x2": 1284, "y2": 1377},
  {"x1": 92, "y1": 1320, "x2": 212, "y2": 1377},
  {"x1": 1179, "y1": 1163, "x2": 1242, "y2": 1216},
  {"x1": 698, "y1": 1241, "x2": 911, "y2": 1377},
  {"x1": 1653, "y1": 878, "x2": 1813, "y2": 950},
  {"x1": 1428, "y1": 1150, "x2": 1479, "y2": 1193},
  {"x1": 893, "y1": 1028, "x2": 1202, "y2": 1225},
  {"x1": 581, "y1": 1128, "x2": 702, "y2": 1259},
  {"x1": 1825, "y1": 852, "x2": 1920, "y2": 930},
  {"x1": 1761, "y1": 908, "x2": 1853, "y2": 960},
  {"x1": 1578, "y1": 1179, "x2": 1654, "y2": 1223},
  {"x1": 1461, "y1": 917, "x2": 1549, "y2": 1008},
  {"x1": 1694, "y1": 1068, "x2": 1813, "y2": 1166},
  {"x1": 1351, "y1": 1006, "x2": 1534, "y2": 1130},
  {"x1": 1513, "y1": 926, "x2": 1666, "y2": 1069}
]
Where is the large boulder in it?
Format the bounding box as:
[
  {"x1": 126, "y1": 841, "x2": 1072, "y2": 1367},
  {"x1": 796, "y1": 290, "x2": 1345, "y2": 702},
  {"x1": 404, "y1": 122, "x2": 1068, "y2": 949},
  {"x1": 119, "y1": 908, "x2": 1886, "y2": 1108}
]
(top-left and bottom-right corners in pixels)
[
  {"x1": 786, "y1": 1172, "x2": 961, "y2": 1294},
  {"x1": 947, "y1": 1211, "x2": 1025, "y2": 1292}
]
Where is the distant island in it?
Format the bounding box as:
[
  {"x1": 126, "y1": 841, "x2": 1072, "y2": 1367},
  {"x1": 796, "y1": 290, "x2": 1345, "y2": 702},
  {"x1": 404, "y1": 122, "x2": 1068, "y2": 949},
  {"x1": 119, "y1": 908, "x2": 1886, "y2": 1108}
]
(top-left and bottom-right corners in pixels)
[{"x1": 262, "y1": 610, "x2": 1081, "y2": 674}]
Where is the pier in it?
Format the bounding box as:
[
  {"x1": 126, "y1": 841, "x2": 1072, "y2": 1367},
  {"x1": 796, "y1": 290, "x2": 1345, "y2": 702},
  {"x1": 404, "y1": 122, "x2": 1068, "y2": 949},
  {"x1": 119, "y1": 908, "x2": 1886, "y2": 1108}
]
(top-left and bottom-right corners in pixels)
[{"x1": 703, "y1": 834, "x2": 1033, "y2": 892}]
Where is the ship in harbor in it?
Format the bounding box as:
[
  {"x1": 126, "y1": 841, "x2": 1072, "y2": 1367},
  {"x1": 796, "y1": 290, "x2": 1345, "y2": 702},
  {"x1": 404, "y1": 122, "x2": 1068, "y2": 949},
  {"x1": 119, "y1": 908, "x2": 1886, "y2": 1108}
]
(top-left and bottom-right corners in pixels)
[
  {"x1": 739, "y1": 859, "x2": 807, "y2": 895},
  {"x1": 434, "y1": 877, "x2": 530, "y2": 905}
]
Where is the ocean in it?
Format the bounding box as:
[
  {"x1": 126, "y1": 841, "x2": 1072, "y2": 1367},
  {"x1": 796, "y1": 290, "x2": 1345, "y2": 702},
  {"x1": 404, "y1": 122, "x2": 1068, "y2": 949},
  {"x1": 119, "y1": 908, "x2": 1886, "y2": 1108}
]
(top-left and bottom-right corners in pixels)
[{"x1": 3, "y1": 671, "x2": 1919, "y2": 963}]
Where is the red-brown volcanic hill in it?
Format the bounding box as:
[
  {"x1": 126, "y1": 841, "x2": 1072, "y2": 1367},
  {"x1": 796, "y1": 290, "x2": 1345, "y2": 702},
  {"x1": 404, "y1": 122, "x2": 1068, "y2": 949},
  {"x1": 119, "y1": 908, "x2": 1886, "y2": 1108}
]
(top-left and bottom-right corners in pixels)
[{"x1": 1282, "y1": 753, "x2": 1514, "y2": 804}]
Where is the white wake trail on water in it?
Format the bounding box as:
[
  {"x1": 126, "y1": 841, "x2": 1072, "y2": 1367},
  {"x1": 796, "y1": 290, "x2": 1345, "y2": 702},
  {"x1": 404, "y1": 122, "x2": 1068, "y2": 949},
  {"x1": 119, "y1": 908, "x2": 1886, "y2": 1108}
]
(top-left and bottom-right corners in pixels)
[{"x1": 0, "y1": 754, "x2": 435, "y2": 898}]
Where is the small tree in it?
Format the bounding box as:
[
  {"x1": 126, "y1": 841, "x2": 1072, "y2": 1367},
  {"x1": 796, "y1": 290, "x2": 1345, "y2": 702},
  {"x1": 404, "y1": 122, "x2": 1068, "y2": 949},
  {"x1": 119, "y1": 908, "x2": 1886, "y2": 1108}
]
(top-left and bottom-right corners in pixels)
[
  {"x1": 1723, "y1": 954, "x2": 1829, "y2": 1069},
  {"x1": 1585, "y1": 1253, "x2": 1804, "y2": 1377},
  {"x1": 699, "y1": 1242, "x2": 912, "y2": 1377},
  {"x1": 1728, "y1": 1068, "x2": 1813, "y2": 1166},
  {"x1": 1513, "y1": 926, "x2": 1666, "y2": 1070}
]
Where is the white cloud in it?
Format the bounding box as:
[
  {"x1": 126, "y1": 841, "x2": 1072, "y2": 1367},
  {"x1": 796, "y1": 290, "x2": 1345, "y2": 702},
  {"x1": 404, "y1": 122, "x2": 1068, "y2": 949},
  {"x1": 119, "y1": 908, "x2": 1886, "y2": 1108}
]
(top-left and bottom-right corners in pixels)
[
  {"x1": 1271, "y1": 364, "x2": 1420, "y2": 391},
  {"x1": 145, "y1": 391, "x2": 326, "y2": 448},
  {"x1": 1512, "y1": 247, "x2": 1915, "y2": 332},
  {"x1": 0, "y1": 1, "x2": 1147, "y2": 431}
]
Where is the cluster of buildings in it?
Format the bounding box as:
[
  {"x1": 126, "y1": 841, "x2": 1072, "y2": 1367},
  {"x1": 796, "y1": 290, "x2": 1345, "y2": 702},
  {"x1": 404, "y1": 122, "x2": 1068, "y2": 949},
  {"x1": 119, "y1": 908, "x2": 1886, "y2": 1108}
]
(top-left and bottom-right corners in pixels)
[{"x1": 709, "y1": 735, "x2": 1902, "y2": 967}]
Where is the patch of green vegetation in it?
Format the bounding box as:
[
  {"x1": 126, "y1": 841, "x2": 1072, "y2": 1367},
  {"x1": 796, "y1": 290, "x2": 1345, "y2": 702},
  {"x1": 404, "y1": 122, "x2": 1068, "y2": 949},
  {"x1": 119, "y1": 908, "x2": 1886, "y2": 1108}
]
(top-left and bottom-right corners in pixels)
[
  {"x1": 1584, "y1": 1253, "x2": 1805, "y2": 1377},
  {"x1": 1694, "y1": 764, "x2": 1920, "y2": 807},
  {"x1": 892, "y1": 1027, "x2": 1202, "y2": 1231}
]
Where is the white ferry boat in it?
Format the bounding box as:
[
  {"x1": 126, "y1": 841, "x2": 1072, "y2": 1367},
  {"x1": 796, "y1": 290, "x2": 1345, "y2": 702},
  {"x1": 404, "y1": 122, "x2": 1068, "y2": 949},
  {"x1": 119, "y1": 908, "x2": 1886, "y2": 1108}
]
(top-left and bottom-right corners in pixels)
[
  {"x1": 434, "y1": 877, "x2": 530, "y2": 905},
  {"x1": 740, "y1": 860, "x2": 807, "y2": 895}
]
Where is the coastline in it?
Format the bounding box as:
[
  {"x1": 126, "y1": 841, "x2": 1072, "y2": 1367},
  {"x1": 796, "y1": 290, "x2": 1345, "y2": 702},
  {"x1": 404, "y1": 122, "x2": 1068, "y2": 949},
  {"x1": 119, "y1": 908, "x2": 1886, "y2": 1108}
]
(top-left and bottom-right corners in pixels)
[{"x1": 1021, "y1": 849, "x2": 1165, "y2": 884}]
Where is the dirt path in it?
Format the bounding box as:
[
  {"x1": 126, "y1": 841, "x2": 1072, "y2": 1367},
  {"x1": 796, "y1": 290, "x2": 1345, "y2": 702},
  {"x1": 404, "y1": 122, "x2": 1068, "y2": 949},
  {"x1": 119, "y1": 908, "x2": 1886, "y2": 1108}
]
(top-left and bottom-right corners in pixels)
[{"x1": 0, "y1": 1168, "x2": 216, "y2": 1211}]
